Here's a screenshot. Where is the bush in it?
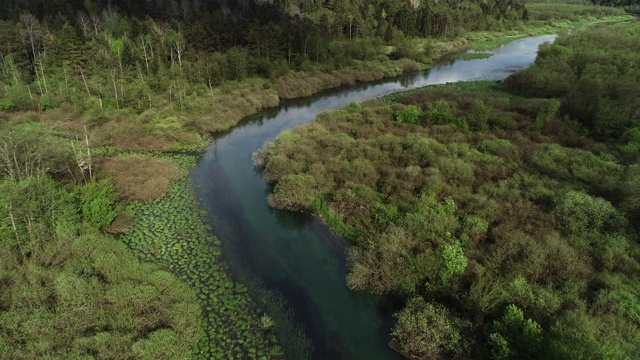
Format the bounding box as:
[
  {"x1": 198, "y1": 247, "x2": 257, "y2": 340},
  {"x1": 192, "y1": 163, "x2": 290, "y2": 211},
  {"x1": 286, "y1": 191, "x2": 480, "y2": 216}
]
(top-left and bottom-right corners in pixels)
[
  {"x1": 395, "y1": 105, "x2": 423, "y2": 124},
  {"x1": 554, "y1": 190, "x2": 626, "y2": 238},
  {"x1": 428, "y1": 100, "x2": 469, "y2": 132},
  {"x1": 101, "y1": 156, "x2": 185, "y2": 203},
  {"x1": 490, "y1": 305, "x2": 543, "y2": 360},
  {"x1": 78, "y1": 180, "x2": 117, "y2": 229},
  {"x1": 392, "y1": 298, "x2": 468, "y2": 359}
]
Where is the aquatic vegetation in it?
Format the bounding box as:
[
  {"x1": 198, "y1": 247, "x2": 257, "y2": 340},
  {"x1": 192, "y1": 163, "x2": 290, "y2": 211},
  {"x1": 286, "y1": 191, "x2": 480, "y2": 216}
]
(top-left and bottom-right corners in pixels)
[{"x1": 121, "y1": 154, "x2": 283, "y2": 359}]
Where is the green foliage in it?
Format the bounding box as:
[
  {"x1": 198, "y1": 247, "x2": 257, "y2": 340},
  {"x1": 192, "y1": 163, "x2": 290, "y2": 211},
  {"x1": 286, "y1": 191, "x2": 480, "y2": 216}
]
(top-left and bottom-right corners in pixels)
[
  {"x1": 428, "y1": 100, "x2": 469, "y2": 132},
  {"x1": 620, "y1": 127, "x2": 640, "y2": 162},
  {"x1": 469, "y1": 99, "x2": 490, "y2": 131},
  {"x1": 554, "y1": 190, "x2": 626, "y2": 238},
  {"x1": 392, "y1": 298, "x2": 467, "y2": 359},
  {"x1": 475, "y1": 139, "x2": 514, "y2": 158},
  {"x1": 0, "y1": 174, "x2": 200, "y2": 359},
  {"x1": 506, "y1": 22, "x2": 640, "y2": 142},
  {"x1": 395, "y1": 105, "x2": 423, "y2": 124},
  {"x1": 261, "y1": 78, "x2": 640, "y2": 359},
  {"x1": 78, "y1": 180, "x2": 117, "y2": 229},
  {"x1": 531, "y1": 144, "x2": 623, "y2": 193},
  {"x1": 535, "y1": 98, "x2": 561, "y2": 131},
  {"x1": 132, "y1": 329, "x2": 186, "y2": 360},
  {"x1": 490, "y1": 305, "x2": 543, "y2": 360},
  {"x1": 428, "y1": 100, "x2": 456, "y2": 124},
  {"x1": 441, "y1": 241, "x2": 468, "y2": 283},
  {"x1": 260, "y1": 315, "x2": 275, "y2": 331},
  {"x1": 620, "y1": 164, "x2": 640, "y2": 223}
]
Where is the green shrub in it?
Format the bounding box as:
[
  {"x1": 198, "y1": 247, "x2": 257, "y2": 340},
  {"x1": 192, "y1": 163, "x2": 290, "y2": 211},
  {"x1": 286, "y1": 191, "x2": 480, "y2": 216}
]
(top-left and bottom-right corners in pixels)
[
  {"x1": 469, "y1": 100, "x2": 490, "y2": 131},
  {"x1": 440, "y1": 241, "x2": 468, "y2": 284},
  {"x1": 78, "y1": 180, "x2": 117, "y2": 229},
  {"x1": 490, "y1": 305, "x2": 543, "y2": 360},
  {"x1": 395, "y1": 105, "x2": 423, "y2": 124},
  {"x1": 475, "y1": 139, "x2": 514, "y2": 158},
  {"x1": 428, "y1": 100, "x2": 469, "y2": 132},
  {"x1": 428, "y1": 100, "x2": 456, "y2": 125},
  {"x1": 392, "y1": 298, "x2": 467, "y2": 359},
  {"x1": 531, "y1": 144, "x2": 623, "y2": 192},
  {"x1": 554, "y1": 190, "x2": 626, "y2": 238}
]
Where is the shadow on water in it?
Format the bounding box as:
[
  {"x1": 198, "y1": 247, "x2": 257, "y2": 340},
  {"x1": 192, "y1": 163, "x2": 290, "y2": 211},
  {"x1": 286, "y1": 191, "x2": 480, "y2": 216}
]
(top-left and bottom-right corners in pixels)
[{"x1": 191, "y1": 35, "x2": 557, "y2": 360}]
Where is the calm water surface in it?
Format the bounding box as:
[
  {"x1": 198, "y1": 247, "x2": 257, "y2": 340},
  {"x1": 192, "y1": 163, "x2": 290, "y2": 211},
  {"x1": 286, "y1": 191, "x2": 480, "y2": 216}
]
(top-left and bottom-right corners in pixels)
[{"x1": 191, "y1": 35, "x2": 556, "y2": 360}]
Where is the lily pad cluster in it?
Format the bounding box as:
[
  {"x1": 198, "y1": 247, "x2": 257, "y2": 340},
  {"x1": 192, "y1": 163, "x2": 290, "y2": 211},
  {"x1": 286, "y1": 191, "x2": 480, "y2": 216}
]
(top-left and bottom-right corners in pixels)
[{"x1": 121, "y1": 154, "x2": 284, "y2": 359}]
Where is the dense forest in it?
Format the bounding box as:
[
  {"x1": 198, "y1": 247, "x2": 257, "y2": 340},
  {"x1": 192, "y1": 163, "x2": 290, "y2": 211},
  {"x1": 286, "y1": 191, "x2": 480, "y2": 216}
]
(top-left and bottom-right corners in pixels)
[
  {"x1": 0, "y1": 0, "x2": 635, "y2": 358},
  {"x1": 0, "y1": 0, "x2": 625, "y2": 152},
  {"x1": 259, "y1": 22, "x2": 640, "y2": 359},
  {"x1": 0, "y1": 0, "x2": 623, "y2": 120},
  {"x1": 0, "y1": 0, "x2": 529, "y2": 113}
]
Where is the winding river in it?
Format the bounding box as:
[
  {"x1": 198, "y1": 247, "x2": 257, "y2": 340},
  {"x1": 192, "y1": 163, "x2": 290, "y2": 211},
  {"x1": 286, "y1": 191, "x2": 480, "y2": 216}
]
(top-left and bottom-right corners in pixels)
[{"x1": 190, "y1": 35, "x2": 556, "y2": 360}]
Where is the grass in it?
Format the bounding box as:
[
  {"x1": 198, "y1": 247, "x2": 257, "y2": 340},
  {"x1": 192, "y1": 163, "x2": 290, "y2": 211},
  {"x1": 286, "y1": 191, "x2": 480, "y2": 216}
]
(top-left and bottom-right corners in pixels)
[
  {"x1": 452, "y1": 52, "x2": 494, "y2": 61},
  {"x1": 380, "y1": 81, "x2": 515, "y2": 105},
  {"x1": 468, "y1": 35, "x2": 529, "y2": 51}
]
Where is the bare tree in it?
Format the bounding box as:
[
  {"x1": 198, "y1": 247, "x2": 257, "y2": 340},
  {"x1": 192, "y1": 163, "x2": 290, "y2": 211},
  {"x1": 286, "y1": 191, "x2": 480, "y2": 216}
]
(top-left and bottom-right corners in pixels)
[
  {"x1": 19, "y1": 12, "x2": 42, "y2": 61},
  {"x1": 110, "y1": 69, "x2": 119, "y2": 109},
  {"x1": 77, "y1": 11, "x2": 92, "y2": 38},
  {"x1": 72, "y1": 125, "x2": 93, "y2": 181},
  {"x1": 19, "y1": 13, "x2": 45, "y2": 96},
  {"x1": 102, "y1": 4, "x2": 121, "y2": 36},
  {"x1": 151, "y1": 21, "x2": 169, "y2": 63},
  {"x1": 152, "y1": 21, "x2": 169, "y2": 44},
  {"x1": 0, "y1": 136, "x2": 43, "y2": 182},
  {"x1": 89, "y1": 12, "x2": 104, "y2": 37},
  {"x1": 166, "y1": 29, "x2": 186, "y2": 70},
  {"x1": 139, "y1": 35, "x2": 150, "y2": 74}
]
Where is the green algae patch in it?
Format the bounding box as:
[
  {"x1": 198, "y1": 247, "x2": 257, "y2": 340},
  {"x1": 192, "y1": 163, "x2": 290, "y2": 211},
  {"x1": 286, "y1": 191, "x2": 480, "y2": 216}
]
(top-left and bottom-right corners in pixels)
[{"x1": 121, "y1": 154, "x2": 284, "y2": 359}]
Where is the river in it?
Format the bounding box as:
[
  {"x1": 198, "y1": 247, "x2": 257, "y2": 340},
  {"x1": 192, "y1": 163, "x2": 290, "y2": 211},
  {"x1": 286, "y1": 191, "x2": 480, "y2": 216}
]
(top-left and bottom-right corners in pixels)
[{"x1": 190, "y1": 35, "x2": 556, "y2": 360}]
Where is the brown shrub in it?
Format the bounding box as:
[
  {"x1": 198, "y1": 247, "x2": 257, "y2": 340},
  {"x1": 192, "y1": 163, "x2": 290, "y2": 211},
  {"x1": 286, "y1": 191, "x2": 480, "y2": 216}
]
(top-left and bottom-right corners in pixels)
[
  {"x1": 40, "y1": 105, "x2": 88, "y2": 132},
  {"x1": 101, "y1": 156, "x2": 185, "y2": 202},
  {"x1": 190, "y1": 86, "x2": 280, "y2": 133},
  {"x1": 94, "y1": 121, "x2": 173, "y2": 151},
  {"x1": 6, "y1": 110, "x2": 41, "y2": 125},
  {"x1": 396, "y1": 58, "x2": 420, "y2": 72}
]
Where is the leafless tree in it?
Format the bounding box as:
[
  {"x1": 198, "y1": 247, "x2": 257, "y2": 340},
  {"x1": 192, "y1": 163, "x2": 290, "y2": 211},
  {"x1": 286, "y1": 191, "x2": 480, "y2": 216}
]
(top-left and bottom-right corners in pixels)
[
  {"x1": 19, "y1": 12, "x2": 41, "y2": 60},
  {"x1": 77, "y1": 11, "x2": 92, "y2": 38},
  {"x1": 139, "y1": 35, "x2": 150, "y2": 74},
  {"x1": 89, "y1": 12, "x2": 104, "y2": 37},
  {"x1": 19, "y1": 12, "x2": 45, "y2": 95}
]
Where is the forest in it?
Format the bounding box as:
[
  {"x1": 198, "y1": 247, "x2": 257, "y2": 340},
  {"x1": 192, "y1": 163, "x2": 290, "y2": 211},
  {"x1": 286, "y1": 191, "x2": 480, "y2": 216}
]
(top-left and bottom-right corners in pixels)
[
  {"x1": 0, "y1": 0, "x2": 636, "y2": 358},
  {"x1": 260, "y1": 22, "x2": 640, "y2": 359}
]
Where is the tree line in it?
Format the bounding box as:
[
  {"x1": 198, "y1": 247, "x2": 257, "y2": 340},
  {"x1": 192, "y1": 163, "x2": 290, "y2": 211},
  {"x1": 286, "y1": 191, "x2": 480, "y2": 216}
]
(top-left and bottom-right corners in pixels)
[{"x1": 0, "y1": 0, "x2": 529, "y2": 113}]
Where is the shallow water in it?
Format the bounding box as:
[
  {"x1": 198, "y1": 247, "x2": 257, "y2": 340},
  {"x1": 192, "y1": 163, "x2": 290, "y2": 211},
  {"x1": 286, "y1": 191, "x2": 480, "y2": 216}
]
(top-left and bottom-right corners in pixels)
[{"x1": 191, "y1": 35, "x2": 556, "y2": 360}]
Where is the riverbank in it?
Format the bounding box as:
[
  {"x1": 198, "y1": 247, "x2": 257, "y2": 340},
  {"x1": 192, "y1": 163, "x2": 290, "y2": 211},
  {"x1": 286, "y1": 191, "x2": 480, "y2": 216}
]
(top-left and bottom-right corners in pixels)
[
  {"x1": 0, "y1": 9, "x2": 632, "y2": 360},
  {"x1": 92, "y1": 17, "x2": 632, "y2": 358},
  {"x1": 259, "y1": 73, "x2": 639, "y2": 359},
  {"x1": 5, "y1": 13, "x2": 631, "y2": 158},
  {"x1": 188, "y1": 36, "x2": 561, "y2": 359},
  {"x1": 90, "y1": 14, "x2": 632, "y2": 153}
]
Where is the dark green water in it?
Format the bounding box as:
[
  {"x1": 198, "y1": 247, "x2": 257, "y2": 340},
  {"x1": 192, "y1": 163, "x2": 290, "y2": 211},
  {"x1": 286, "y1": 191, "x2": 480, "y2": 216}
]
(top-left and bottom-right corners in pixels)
[{"x1": 191, "y1": 35, "x2": 556, "y2": 360}]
